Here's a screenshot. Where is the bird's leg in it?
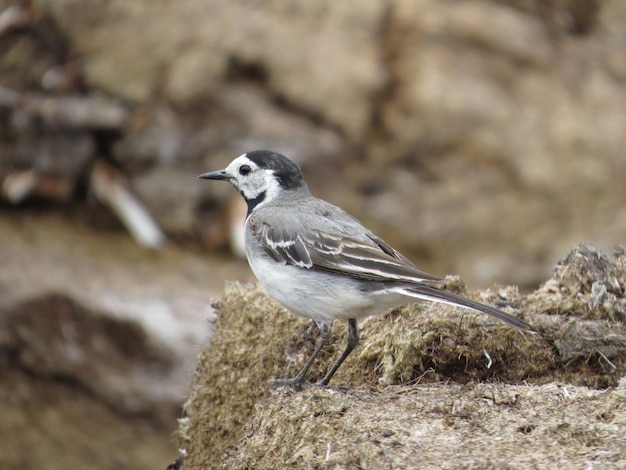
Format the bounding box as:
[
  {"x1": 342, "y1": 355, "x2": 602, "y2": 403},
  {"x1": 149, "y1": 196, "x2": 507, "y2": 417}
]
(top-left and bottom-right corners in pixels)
[
  {"x1": 270, "y1": 321, "x2": 332, "y2": 388},
  {"x1": 316, "y1": 318, "x2": 359, "y2": 387}
]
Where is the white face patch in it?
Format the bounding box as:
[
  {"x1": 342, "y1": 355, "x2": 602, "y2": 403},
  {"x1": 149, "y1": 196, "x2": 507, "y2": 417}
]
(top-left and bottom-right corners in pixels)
[{"x1": 224, "y1": 154, "x2": 283, "y2": 207}]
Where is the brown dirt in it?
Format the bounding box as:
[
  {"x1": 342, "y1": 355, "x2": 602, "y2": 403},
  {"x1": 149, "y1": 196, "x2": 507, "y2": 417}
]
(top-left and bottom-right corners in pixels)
[
  {"x1": 0, "y1": 209, "x2": 250, "y2": 469},
  {"x1": 0, "y1": 369, "x2": 174, "y2": 470},
  {"x1": 176, "y1": 243, "x2": 626, "y2": 469}
]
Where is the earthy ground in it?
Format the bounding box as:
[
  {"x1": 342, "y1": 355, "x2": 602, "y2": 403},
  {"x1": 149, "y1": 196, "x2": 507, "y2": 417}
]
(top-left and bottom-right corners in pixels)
[
  {"x1": 4, "y1": 0, "x2": 626, "y2": 288},
  {"x1": 0, "y1": 209, "x2": 250, "y2": 469},
  {"x1": 177, "y1": 245, "x2": 626, "y2": 469},
  {"x1": 220, "y1": 381, "x2": 626, "y2": 469},
  {"x1": 2, "y1": 2, "x2": 626, "y2": 469}
]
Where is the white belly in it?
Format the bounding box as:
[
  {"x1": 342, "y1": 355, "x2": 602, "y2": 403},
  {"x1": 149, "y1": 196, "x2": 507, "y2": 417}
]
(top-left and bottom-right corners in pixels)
[{"x1": 247, "y1": 251, "x2": 402, "y2": 324}]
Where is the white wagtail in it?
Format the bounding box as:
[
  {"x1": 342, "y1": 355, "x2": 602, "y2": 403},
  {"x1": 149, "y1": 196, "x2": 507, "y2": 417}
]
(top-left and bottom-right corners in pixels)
[{"x1": 199, "y1": 150, "x2": 535, "y2": 387}]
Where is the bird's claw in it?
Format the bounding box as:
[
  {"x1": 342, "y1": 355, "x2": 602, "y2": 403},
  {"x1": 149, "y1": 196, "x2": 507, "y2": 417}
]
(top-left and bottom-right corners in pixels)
[{"x1": 270, "y1": 377, "x2": 310, "y2": 390}]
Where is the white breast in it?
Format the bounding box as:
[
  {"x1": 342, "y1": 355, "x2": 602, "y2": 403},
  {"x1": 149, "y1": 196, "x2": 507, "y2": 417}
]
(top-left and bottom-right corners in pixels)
[{"x1": 246, "y1": 247, "x2": 408, "y2": 324}]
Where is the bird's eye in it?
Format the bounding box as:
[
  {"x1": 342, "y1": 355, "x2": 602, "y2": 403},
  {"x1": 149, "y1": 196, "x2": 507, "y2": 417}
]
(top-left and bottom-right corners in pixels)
[{"x1": 239, "y1": 165, "x2": 251, "y2": 176}]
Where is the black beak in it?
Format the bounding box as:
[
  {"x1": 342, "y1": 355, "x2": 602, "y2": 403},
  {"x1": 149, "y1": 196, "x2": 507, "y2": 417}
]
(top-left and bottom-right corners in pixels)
[{"x1": 198, "y1": 170, "x2": 230, "y2": 181}]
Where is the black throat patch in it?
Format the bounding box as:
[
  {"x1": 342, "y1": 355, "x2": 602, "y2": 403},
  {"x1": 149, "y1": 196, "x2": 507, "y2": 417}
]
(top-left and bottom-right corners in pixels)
[{"x1": 243, "y1": 190, "x2": 266, "y2": 216}]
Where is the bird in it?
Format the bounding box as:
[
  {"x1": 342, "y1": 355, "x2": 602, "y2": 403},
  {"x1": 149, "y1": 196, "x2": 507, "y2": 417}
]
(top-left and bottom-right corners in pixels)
[{"x1": 198, "y1": 150, "x2": 535, "y2": 388}]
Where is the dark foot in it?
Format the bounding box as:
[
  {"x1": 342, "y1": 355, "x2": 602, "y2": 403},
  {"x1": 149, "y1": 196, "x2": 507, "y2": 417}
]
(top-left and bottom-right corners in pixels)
[
  {"x1": 270, "y1": 377, "x2": 311, "y2": 390},
  {"x1": 311, "y1": 381, "x2": 349, "y2": 392},
  {"x1": 311, "y1": 380, "x2": 330, "y2": 388},
  {"x1": 270, "y1": 377, "x2": 349, "y2": 391}
]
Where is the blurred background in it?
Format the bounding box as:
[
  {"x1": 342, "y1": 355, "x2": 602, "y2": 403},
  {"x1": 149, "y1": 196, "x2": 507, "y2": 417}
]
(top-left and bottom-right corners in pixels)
[{"x1": 1, "y1": 0, "x2": 625, "y2": 468}]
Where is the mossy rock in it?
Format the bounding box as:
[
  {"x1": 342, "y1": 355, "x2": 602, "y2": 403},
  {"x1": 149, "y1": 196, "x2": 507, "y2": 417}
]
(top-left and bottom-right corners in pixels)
[{"x1": 176, "y1": 244, "x2": 626, "y2": 469}]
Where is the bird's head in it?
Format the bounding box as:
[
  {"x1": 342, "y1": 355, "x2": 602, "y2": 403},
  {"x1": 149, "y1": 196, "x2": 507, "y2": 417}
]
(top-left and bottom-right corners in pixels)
[{"x1": 199, "y1": 150, "x2": 308, "y2": 214}]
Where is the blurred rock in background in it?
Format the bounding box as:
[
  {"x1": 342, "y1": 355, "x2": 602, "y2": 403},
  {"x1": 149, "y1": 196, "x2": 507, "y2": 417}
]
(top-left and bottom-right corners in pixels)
[{"x1": 1, "y1": 0, "x2": 625, "y2": 468}]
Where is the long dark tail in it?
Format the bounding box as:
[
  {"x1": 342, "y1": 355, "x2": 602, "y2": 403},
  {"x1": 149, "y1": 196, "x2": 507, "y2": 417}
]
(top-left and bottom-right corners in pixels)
[{"x1": 395, "y1": 284, "x2": 536, "y2": 332}]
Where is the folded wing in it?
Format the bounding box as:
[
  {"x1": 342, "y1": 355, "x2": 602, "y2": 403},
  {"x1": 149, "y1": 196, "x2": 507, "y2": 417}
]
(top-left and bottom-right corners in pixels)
[{"x1": 253, "y1": 221, "x2": 443, "y2": 285}]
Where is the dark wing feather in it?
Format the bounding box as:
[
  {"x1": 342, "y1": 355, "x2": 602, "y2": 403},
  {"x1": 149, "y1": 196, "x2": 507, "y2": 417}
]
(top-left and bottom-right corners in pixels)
[
  {"x1": 259, "y1": 224, "x2": 312, "y2": 268},
  {"x1": 252, "y1": 221, "x2": 443, "y2": 285}
]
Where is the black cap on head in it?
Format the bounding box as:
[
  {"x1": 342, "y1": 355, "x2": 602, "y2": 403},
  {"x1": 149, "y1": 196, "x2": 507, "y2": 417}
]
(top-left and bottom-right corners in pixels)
[{"x1": 245, "y1": 150, "x2": 305, "y2": 190}]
